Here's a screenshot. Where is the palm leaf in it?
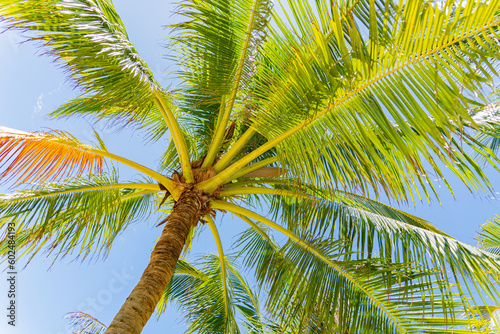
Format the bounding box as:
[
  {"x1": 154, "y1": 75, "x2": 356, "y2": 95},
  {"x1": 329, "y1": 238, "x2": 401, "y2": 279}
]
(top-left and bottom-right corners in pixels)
[
  {"x1": 472, "y1": 90, "x2": 500, "y2": 161},
  {"x1": 268, "y1": 185, "x2": 500, "y2": 290},
  {"x1": 466, "y1": 306, "x2": 500, "y2": 332},
  {"x1": 221, "y1": 180, "x2": 448, "y2": 237},
  {"x1": 0, "y1": 171, "x2": 156, "y2": 262},
  {"x1": 0, "y1": 0, "x2": 162, "y2": 131},
  {"x1": 234, "y1": 220, "x2": 479, "y2": 333},
  {"x1": 478, "y1": 215, "x2": 500, "y2": 256},
  {"x1": 65, "y1": 311, "x2": 107, "y2": 334},
  {"x1": 0, "y1": 127, "x2": 103, "y2": 185},
  {"x1": 213, "y1": 188, "x2": 500, "y2": 332},
  {"x1": 170, "y1": 0, "x2": 272, "y2": 150},
  {"x1": 0, "y1": 126, "x2": 180, "y2": 196},
  {"x1": 157, "y1": 255, "x2": 264, "y2": 334},
  {"x1": 262, "y1": 187, "x2": 500, "y2": 330}
]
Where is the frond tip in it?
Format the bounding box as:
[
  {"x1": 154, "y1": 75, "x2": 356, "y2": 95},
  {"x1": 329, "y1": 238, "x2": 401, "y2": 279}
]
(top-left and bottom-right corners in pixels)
[
  {"x1": 478, "y1": 215, "x2": 500, "y2": 254},
  {"x1": 0, "y1": 127, "x2": 104, "y2": 185}
]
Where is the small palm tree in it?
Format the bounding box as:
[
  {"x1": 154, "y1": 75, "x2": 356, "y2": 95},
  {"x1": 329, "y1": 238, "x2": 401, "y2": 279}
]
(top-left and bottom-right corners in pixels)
[{"x1": 3, "y1": 0, "x2": 500, "y2": 333}]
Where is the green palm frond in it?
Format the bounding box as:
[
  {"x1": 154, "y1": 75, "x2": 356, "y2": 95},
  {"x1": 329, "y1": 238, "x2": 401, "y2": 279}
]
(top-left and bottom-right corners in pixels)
[
  {"x1": 0, "y1": 171, "x2": 156, "y2": 262},
  {"x1": 65, "y1": 311, "x2": 107, "y2": 334},
  {"x1": 157, "y1": 255, "x2": 264, "y2": 334},
  {"x1": 264, "y1": 183, "x2": 448, "y2": 236},
  {"x1": 217, "y1": 0, "x2": 500, "y2": 201},
  {"x1": 466, "y1": 306, "x2": 500, "y2": 332},
  {"x1": 235, "y1": 222, "x2": 480, "y2": 333},
  {"x1": 478, "y1": 215, "x2": 500, "y2": 256},
  {"x1": 213, "y1": 188, "x2": 500, "y2": 332},
  {"x1": 170, "y1": 0, "x2": 272, "y2": 149},
  {"x1": 0, "y1": 0, "x2": 162, "y2": 131},
  {"x1": 221, "y1": 181, "x2": 449, "y2": 236},
  {"x1": 265, "y1": 185, "x2": 500, "y2": 297},
  {"x1": 267, "y1": 189, "x2": 500, "y2": 331},
  {"x1": 473, "y1": 90, "x2": 500, "y2": 162}
]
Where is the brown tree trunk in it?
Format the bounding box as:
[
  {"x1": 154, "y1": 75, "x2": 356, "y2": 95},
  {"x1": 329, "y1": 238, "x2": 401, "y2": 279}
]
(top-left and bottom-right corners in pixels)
[{"x1": 104, "y1": 190, "x2": 202, "y2": 334}]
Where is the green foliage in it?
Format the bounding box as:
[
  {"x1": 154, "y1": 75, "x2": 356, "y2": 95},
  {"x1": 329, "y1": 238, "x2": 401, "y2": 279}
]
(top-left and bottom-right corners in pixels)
[
  {"x1": 170, "y1": 0, "x2": 272, "y2": 149},
  {"x1": 0, "y1": 171, "x2": 155, "y2": 262},
  {"x1": 230, "y1": 194, "x2": 500, "y2": 333},
  {"x1": 478, "y1": 215, "x2": 500, "y2": 256},
  {"x1": 250, "y1": 0, "x2": 500, "y2": 201},
  {"x1": 0, "y1": 0, "x2": 163, "y2": 134},
  {"x1": 157, "y1": 255, "x2": 264, "y2": 334}
]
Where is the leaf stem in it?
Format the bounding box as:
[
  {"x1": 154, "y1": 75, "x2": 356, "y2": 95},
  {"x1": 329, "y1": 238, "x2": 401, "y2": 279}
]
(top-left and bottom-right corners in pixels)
[
  {"x1": 219, "y1": 186, "x2": 310, "y2": 199},
  {"x1": 213, "y1": 128, "x2": 257, "y2": 173},
  {"x1": 205, "y1": 215, "x2": 230, "y2": 318},
  {"x1": 154, "y1": 91, "x2": 194, "y2": 184},
  {"x1": 229, "y1": 156, "x2": 278, "y2": 180},
  {"x1": 3, "y1": 183, "x2": 160, "y2": 202},
  {"x1": 203, "y1": 95, "x2": 228, "y2": 168},
  {"x1": 88, "y1": 148, "x2": 183, "y2": 199}
]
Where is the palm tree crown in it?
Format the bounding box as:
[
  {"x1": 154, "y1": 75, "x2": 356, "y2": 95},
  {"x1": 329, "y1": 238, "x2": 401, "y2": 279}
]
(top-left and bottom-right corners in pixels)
[{"x1": 2, "y1": 0, "x2": 500, "y2": 333}]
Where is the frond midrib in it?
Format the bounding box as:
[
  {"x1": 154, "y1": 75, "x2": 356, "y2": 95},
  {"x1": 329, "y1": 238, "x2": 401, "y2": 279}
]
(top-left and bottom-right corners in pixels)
[{"x1": 1, "y1": 183, "x2": 160, "y2": 203}]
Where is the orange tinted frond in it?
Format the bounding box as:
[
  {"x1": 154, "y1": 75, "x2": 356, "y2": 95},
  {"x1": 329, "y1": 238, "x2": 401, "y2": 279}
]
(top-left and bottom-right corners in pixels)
[{"x1": 0, "y1": 127, "x2": 104, "y2": 185}]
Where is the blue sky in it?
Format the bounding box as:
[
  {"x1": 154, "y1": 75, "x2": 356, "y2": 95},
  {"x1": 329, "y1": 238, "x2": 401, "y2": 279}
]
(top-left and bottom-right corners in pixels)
[{"x1": 2, "y1": 1, "x2": 500, "y2": 333}]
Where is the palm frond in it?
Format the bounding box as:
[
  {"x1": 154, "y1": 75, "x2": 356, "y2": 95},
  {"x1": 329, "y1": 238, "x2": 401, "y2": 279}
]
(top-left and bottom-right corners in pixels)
[
  {"x1": 233, "y1": 218, "x2": 480, "y2": 333},
  {"x1": 466, "y1": 305, "x2": 500, "y2": 332},
  {"x1": 478, "y1": 215, "x2": 500, "y2": 256},
  {"x1": 268, "y1": 184, "x2": 500, "y2": 284},
  {"x1": 170, "y1": 0, "x2": 272, "y2": 150},
  {"x1": 472, "y1": 90, "x2": 500, "y2": 161},
  {"x1": 0, "y1": 127, "x2": 181, "y2": 196},
  {"x1": 0, "y1": 171, "x2": 156, "y2": 262},
  {"x1": 256, "y1": 186, "x2": 500, "y2": 330},
  {"x1": 0, "y1": 0, "x2": 161, "y2": 131},
  {"x1": 265, "y1": 183, "x2": 450, "y2": 237},
  {"x1": 0, "y1": 127, "x2": 103, "y2": 185},
  {"x1": 203, "y1": 0, "x2": 273, "y2": 167},
  {"x1": 211, "y1": 0, "x2": 500, "y2": 202},
  {"x1": 65, "y1": 311, "x2": 107, "y2": 334},
  {"x1": 157, "y1": 255, "x2": 264, "y2": 334}
]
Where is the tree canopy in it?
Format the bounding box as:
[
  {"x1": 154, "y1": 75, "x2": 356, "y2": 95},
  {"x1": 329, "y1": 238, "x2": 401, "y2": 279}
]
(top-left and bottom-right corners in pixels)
[{"x1": 2, "y1": 0, "x2": 500, "y2": 333}]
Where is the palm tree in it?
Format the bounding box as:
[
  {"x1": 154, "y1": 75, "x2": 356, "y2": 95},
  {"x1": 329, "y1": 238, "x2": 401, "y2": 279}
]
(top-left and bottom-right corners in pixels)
[{"x1": 2, "y1": 0, "x2": 500, "y2": 333}]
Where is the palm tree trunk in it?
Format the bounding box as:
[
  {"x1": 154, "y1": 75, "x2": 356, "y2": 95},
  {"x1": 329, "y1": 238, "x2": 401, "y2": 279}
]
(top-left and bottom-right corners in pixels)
[{"x1": 104, "y1": 190, "x2": 202, "y2": 334}]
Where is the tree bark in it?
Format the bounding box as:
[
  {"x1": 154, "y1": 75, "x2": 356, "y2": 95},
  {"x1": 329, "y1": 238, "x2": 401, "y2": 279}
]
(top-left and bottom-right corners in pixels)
[{"x1": 104, "y1": 190, "x2": 202, "y2": 334}]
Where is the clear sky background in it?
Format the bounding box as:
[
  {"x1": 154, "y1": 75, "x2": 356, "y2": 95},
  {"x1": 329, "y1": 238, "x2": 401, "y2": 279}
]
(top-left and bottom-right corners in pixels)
[{"x1": 1, "y1": 1, "x2": 500, "y2": 333}]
